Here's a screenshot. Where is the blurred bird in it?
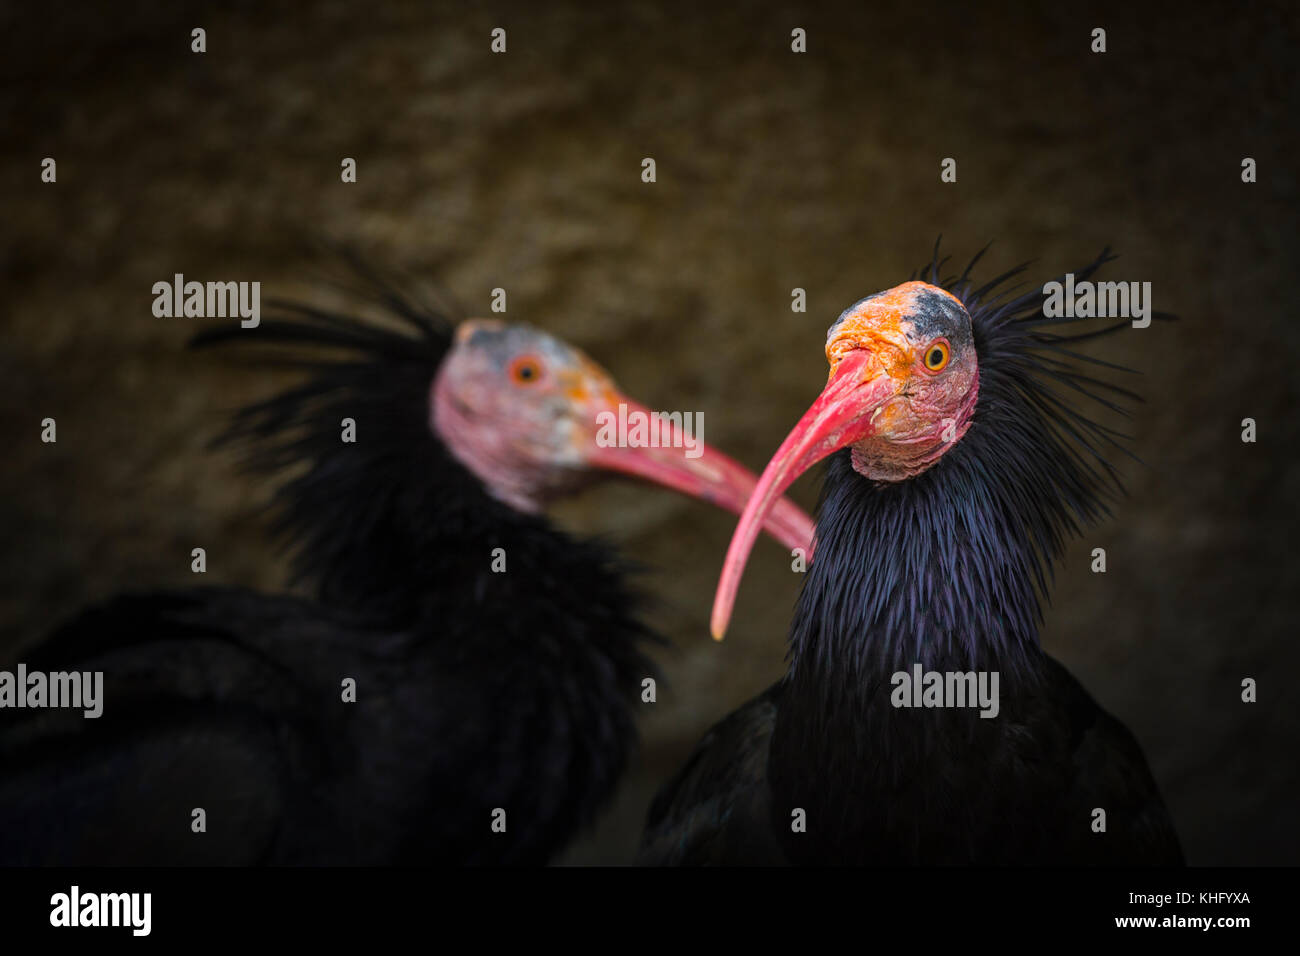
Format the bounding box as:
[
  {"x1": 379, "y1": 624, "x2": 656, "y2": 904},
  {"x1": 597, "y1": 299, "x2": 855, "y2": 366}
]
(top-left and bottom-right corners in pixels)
[
  {"x1": 0, "y1": 259, "x2": 813, "y2": 865},
  {"x1": 640, "y1": 246, "x2": 1184, "y2": 865}
]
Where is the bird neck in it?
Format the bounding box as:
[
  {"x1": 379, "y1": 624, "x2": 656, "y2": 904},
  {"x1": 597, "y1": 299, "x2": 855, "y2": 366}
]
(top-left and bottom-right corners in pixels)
[{"x1": 787, "y1": 447, "x2": 1048, "y2": 693}]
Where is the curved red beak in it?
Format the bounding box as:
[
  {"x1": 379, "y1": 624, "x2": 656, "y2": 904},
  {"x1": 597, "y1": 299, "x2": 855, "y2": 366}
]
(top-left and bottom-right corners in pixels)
[
  {"x1": 711, "y1": 349, "x2": 896, "y2": 640},
  {"x1": 585, "y1": 395, "x2": 815, "y2": 558}
]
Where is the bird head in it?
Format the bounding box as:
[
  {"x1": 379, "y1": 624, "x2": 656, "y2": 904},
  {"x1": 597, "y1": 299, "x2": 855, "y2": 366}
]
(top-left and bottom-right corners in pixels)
[
  {"x1": 432, "y1": 318, "x2": 814, "y2": 553},
  {"x1": 823, "y1": 282, "x2": 980, "y2": 481},
  {"x1": 711, "y1": 281, "x2": 981, "y2": 639}
]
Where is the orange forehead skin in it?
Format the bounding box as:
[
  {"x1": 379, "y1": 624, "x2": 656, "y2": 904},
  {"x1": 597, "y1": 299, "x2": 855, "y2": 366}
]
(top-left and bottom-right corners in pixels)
[
  {"x1": 826, "y1": 281, "x2": 962, "y2": 370},
  {"x1": 563, "y1": 353, "x2": 620, "y2": 405}
]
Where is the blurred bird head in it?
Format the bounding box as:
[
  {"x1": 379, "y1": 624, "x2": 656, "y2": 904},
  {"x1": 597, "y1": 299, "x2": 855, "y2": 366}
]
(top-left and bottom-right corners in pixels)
[{"x1": 433, "y1": 318, "x2": 813, "y2": 553}]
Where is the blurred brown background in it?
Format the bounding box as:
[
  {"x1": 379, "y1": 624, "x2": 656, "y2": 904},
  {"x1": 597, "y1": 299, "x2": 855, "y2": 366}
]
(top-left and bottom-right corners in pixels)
[{"x1": 2, "y1": 1, "x2": 1297, "y2": 864}]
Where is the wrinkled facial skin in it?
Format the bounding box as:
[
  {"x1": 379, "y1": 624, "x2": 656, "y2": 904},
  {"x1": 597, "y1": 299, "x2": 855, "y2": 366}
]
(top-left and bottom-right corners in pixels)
[
  {"x1": 432, "y1": 319, "x2": 617, "y2": 512},
  {"x1": 826, "y1": 282, "x2": 979, "y2": 481}
]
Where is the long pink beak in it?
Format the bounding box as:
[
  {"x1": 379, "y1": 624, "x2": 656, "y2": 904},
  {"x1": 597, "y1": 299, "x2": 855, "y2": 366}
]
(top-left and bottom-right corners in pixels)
[
  {"x1": 585, "y1": 396, "x2": 815, "y2": 558},
  {"x1": 711, "y1": 350, "x2": 896, "y2": 640}
]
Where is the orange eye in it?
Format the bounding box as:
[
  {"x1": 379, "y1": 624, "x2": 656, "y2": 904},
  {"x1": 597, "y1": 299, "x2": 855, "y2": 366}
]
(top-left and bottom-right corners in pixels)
[
  {"x1": 508, "y1": 355, "x2": 543, "y2": 385},
  {"x1": 922, "y1": 340, "x2": 951, "y2": 373}
]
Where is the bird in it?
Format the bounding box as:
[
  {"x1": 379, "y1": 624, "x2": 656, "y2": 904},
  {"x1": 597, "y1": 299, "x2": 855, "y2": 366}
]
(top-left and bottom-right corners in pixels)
[
  {"x1": 0, "y1": 258, "x2": 813, "y2": 865},
  {"x1": 639, "y1": 245, "x2": 1184, "y2": 865}
]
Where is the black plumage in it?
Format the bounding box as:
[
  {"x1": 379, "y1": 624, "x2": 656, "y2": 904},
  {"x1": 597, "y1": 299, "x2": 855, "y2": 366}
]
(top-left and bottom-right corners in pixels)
[
  {"x1": 0, "y1": 263, "x2": 654, "y2": 865},
  {"x1": 640, "y1": 246, "x2": 1184, "y2": 865}
]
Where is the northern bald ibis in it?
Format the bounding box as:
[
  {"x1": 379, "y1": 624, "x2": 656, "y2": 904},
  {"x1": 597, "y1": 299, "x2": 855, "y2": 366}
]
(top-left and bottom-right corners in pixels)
[
  {"x1": 640, "y1": 248, "x2": 1183, "y2": 865},
  {"x1": 0, "y1": 263, "x2": 812, "y2": 865}
]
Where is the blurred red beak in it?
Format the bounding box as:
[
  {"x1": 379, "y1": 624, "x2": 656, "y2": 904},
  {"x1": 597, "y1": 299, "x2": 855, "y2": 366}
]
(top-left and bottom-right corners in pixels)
[
  {"x1": 585, "y1": 395, "x2": 815, "y2": 558},
  {"x1": 710, "y1": 349, "x2": 896, "y2": 640}
]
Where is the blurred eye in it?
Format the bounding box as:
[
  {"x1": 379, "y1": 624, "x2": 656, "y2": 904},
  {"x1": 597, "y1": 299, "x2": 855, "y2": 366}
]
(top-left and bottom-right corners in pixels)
[
  {"x1": 509, "y1": 355, "x2": 543, "y2": 385},
  {"x1": 923, "y1": 340, "x2": 951, "y2": 373}
]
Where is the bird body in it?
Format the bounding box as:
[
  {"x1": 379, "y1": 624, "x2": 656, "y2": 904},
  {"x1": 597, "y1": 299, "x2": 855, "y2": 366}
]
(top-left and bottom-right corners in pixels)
[
  {"x1": 2, "y1": 549, "x2": 646, "y2": 865},
  {"x1": 643, "y1": 649, "x2": 1180, "y2": 866},
  {"x1": 643, "y1": 248, "x2": 1183, "y2": 866}
]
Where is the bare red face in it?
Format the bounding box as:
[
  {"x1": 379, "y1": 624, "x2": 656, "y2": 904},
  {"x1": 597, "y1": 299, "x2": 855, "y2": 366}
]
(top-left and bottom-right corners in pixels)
[
  {"x1": 710, "y1": 282, "x2": 980, "y2": 639},
  {"x1": 431, "y1": 319, "x2": 814, "y2": 555}
]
